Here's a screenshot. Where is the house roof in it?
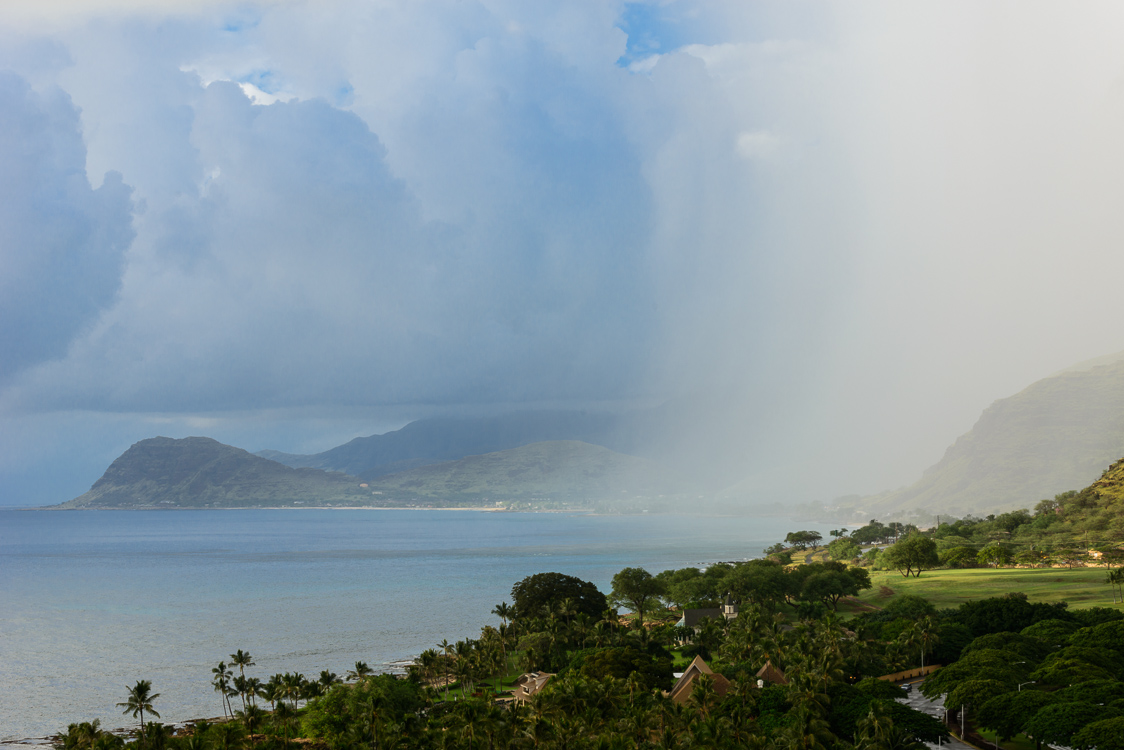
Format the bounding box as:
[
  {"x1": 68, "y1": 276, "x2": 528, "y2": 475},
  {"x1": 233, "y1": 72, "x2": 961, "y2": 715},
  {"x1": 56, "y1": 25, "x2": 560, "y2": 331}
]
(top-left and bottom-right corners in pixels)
[
  {"x1": 513, "y1": 672, "x2": 554, "y2": 702},
  {"x1": 676, "y1": 608, "x2": 724, "y2": 629},
  {"x1": 668, "y1": 655, "x2": 731, "y2": 704},
  {"x1": 756, "y1": 660, "x2": 788, "y2": 685}
]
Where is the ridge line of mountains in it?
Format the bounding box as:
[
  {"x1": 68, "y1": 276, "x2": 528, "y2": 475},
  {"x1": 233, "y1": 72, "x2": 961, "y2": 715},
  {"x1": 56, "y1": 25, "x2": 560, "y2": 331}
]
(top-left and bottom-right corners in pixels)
[{"x1": 57, "y1": 351, "x2": 1124, "y2": 517}]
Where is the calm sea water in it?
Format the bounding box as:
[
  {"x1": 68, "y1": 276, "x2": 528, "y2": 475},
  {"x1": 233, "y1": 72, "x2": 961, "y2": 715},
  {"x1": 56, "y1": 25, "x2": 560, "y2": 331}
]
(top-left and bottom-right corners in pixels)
[{"x1": 0, "y1": 509, "x2": 830, "y2": 741}]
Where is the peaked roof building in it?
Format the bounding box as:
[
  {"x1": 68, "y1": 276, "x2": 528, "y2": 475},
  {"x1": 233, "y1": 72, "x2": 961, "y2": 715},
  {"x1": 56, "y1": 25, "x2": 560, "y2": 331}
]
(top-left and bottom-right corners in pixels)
[{"x1": 667, "y1": 655, "x2": 732, "y2": 704}]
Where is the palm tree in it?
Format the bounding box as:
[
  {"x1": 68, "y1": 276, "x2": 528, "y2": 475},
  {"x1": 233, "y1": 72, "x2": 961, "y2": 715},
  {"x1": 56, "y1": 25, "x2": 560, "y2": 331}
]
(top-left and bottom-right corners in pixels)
[
  {"x1": 231, "y1": 675, "x2": 250, "y2": 713},
  {"x1": 230, "y1": 650, "x2": 255, "y2": 710},
  {"x1": 271, "y1": 702, "x2": 298, "y2": 750},
  {"x1": 259, "y1": 675, "x2": 284, "y2": 711},
  {"x1": 143, "y1": 723, "x2": 172, "y2": 750},
  {"x1": 231, "y1": 649, "x2": 254, "y2": 675},
  {"x1": 437, "y1": 640, "x2": 453, "y2": 700},
  {"x1": 212, "y1": 662, "x2": 234, "y2": 718},
  {"x1": 244, "y1": 676, "x2": 262, "y2": 707},
  {"x1": 347, "y1": 661, "x2": 373, "y2": 683},
  {"x1": 319, "y1": 669, "x2": 341, "y2": 689},
  {"x1": 61, "y1": 720, "x2": 107, "y2": 750},
  {"x1": 117, "y1": 680, "x2": 160, "y2": 748},
  {"x1": 280, "y1": 672, "x2": 304, "y2": 708},
  {"x1": 236, "y1": 704, "x2": 266, "y2": 747},
  {"x1": 492, "y1": 602, "x2": 512, "y2": 627},
  {"x1": 1107, "y1": 567, "x2": 1124, "y2": 603},
  {"x1": 210, "y1": 721, "x2": 242, "y2": 750}
]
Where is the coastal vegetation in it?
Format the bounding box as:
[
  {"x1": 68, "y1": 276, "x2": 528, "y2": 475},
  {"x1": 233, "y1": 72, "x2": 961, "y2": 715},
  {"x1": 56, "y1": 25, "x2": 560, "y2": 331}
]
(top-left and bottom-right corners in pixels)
[{"x1": 59, "y1": 552, "x2": 1124, "y2": 750}]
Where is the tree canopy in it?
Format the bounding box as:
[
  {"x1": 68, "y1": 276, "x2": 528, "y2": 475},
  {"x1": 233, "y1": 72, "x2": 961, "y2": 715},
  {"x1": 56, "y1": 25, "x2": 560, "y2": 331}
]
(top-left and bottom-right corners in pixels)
[
  {"x1": 609, "y1": 567, "x2": 665, "y2": 626},
  {"x1": 883, "y1": 534, "x2": 940, "y2": 578},
  {"x1": 510, "y1": 572, "x2": 608, "y2": 621}
]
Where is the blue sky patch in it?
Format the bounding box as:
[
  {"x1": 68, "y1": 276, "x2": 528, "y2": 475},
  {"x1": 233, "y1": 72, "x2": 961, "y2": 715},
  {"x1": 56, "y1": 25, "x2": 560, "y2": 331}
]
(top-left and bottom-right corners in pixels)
[
  {"x1": 615, "y1": 1, "x2": 708, "y2": 70},
  {"x1": 239, "y1": 69, "x2": 283, "y2": 95},
  {"x1": 221, "y1": 8, "x2": 261, "y2": 34}
]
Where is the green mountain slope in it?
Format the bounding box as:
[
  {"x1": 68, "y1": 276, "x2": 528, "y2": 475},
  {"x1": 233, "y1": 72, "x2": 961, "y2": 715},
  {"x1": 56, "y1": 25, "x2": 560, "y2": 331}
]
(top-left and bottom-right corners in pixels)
[
  {"x1": 57, "y1": 437, "x2": 370, "y2": 508},
  {"x1": 858, "y1": 355, "x2": 1124, "y2": 517},
  {"x1": 364, "y1": 440, "x2": 679, "y2": 506}
]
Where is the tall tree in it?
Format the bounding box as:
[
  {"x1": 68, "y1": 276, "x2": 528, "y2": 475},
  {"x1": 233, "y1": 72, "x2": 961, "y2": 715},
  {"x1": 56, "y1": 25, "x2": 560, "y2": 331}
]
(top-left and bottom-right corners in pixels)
[
  {"x1": 492, "y1": 602, "x2": 512, "y2": 627},
  {"x1": 610, "y1": 567, "x2": 665, "y2": 628},
  {"x1": 884, "y1": 535, "x2": 940, "y2": 578},
  {"x1": 437, "y1": 640, "x2": 453, "y2": 700},
  {"x1": 212, "y1": 662, "x2": 233, "y2": 718},
  {"x1": 510, "y1": 572, "x2": 608, "y2": 621},
  {"x1": 117, "y1": 680, "x2": 160, "y2": 749},
  {"x1": 230, "y1": 649, "x2": 255, "y2": 710}
]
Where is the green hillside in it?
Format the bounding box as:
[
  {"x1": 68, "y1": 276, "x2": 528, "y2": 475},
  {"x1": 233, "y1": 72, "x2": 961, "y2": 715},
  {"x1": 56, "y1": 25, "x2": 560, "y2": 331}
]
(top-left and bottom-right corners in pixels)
[
  {"x1": 855, "y1": 355, "x2": 1124, "y2": 517},
  {"x1": 363, "y1": 440, "x2": 680, "y2": 508},
  {"x1": 56, "y1": 437, "x2": 370, "y2": 509}
]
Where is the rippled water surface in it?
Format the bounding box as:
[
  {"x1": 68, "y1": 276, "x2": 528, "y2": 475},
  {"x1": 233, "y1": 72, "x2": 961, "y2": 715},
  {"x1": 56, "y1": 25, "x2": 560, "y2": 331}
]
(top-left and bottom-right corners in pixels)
[{"x1": 0, "y1": 509, "x2": 829, "y2": 741}]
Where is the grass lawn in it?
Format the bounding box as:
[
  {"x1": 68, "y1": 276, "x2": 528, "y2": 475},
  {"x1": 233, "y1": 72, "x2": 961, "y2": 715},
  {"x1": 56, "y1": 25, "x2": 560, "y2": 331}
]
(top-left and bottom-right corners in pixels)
[
  {"x1": 844, "y1": 566, "x2": 1121, "y2": 612},
  {"x1": 670, "y1": 649, "x2": 692, "y2": 669},
  {"x1": 974, "y1": 728, "x2": 1038, "y2": 750}
]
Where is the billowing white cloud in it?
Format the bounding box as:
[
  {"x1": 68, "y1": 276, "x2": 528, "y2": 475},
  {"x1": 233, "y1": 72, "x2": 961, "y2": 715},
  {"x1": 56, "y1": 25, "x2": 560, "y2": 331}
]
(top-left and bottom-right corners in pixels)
[{"x1": 5, "y1": 0, "x2": 1124, "y2": 507}]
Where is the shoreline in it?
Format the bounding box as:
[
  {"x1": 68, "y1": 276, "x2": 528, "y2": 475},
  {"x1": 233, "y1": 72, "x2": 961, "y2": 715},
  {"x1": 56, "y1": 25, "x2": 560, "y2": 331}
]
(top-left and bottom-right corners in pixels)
[{"x1": 24, "y1": 505, "x2": 595, "y2": 513}]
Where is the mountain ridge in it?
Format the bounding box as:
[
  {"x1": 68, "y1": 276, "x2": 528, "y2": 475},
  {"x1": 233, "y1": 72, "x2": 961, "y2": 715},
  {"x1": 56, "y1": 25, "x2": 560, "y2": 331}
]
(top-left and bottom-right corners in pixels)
[
  {"x1": 57, "y1": 436, "x2": 369, "y2": 509},
  {"x1": 850, "y1": 357, "x2": 1124, "y2": 518},
  {"x1": 255, "y1": 411, "x2": 631, "y2": 479},
  {"x1": 54, "y1": 436, "x2": 676, "y2": 510}
]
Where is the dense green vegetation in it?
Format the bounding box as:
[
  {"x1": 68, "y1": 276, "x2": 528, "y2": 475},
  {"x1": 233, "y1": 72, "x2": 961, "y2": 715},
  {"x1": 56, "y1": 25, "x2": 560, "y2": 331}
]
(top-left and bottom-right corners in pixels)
[
  {"x1": 59, "y1": 566, "x2": 947, "y2": 750},
  {"x1": 57, "y1": 545, "x2": 1124, "y2": 750}
]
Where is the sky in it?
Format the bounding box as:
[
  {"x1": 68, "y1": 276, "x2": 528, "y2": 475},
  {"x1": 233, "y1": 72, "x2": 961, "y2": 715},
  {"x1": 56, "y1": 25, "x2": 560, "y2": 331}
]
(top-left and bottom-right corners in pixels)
[{"x1": 4, "y1": 0, "x2": 1124, "y2": 507}]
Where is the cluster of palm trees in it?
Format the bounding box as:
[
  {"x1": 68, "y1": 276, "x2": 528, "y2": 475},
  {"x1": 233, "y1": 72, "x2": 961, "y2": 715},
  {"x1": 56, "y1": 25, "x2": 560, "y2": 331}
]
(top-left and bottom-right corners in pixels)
[{"x1": 209, "y1": 649, "x2": 352, "y2": 723}]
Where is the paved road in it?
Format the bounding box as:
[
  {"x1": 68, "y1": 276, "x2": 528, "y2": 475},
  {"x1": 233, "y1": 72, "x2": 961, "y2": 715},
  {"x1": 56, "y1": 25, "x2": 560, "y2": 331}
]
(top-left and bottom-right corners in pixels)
[{"x1": 898, "y1": 680, "x2": 980, "y2": 750}]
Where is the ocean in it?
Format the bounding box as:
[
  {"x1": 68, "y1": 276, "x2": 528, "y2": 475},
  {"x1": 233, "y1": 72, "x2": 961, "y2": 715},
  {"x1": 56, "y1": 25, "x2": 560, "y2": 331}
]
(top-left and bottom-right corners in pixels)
[{"x1": 0, "y1": 509, "x2": 831, "y2": 742}]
